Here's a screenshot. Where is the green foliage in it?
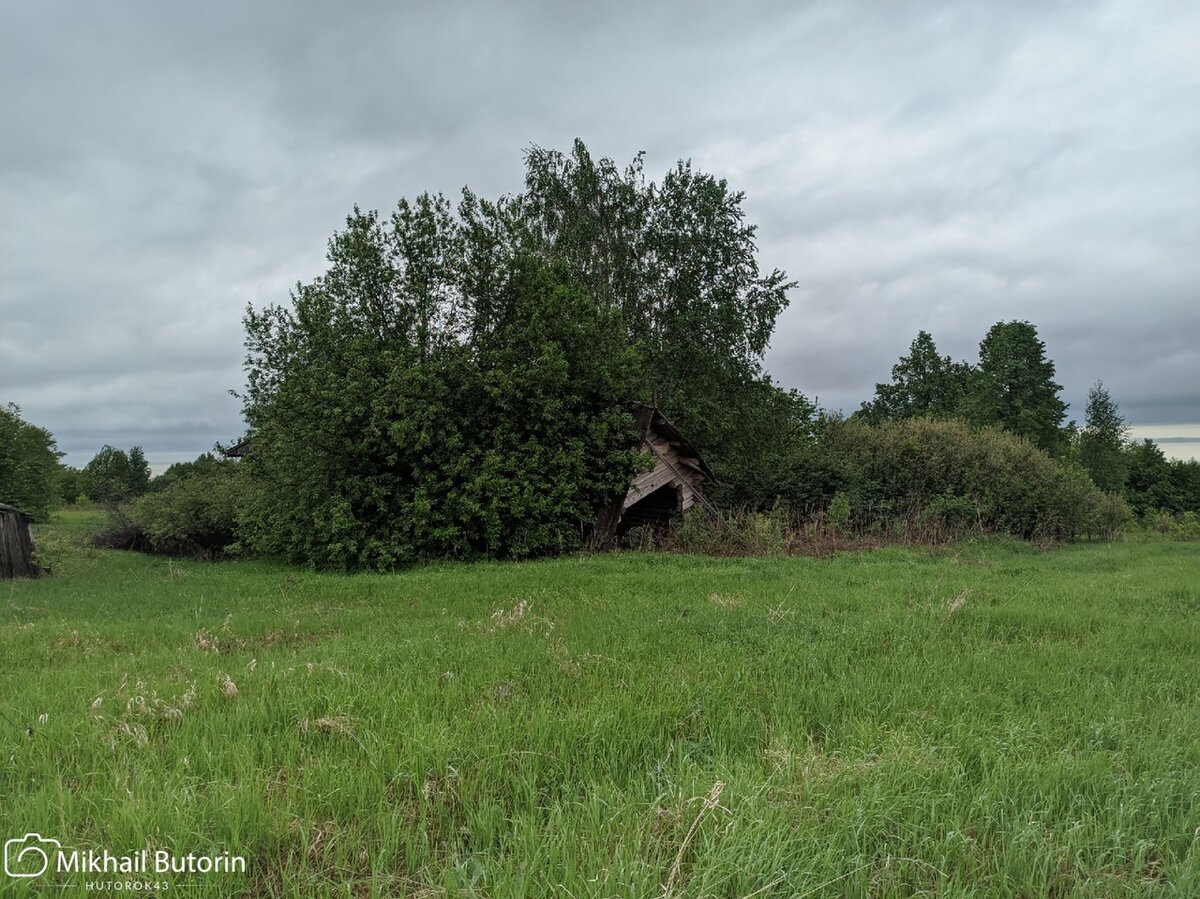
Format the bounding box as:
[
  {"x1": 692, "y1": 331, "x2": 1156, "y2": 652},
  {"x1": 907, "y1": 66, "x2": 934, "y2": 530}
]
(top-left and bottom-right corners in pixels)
[
  {"x1": 962, "y1": 321, "x2": 1068, "y2": 454},
  {"x1": 1088, "y1": 489, "x2": 1134, "y2": 539},
  {"x1": 1077, "y1": 381, "x2": 1129, "y2": 492},
  {"x1": 857, "y1": 330, "x2": 973, "y2": 423},
  {"x1": 1181, "y1": 510, "x2": 1200, "y2": 538},
  {"x1": 56, "y1": 464, "x2": 82, "y2": 505},
  {"x1": 827, "y1": 491, "x2": 851, "y2": 533},
  {"x1": 241, "y1": 248, "x2": 643, "y2": 569},
  {"x1": 127, "y1": 459, "x2": 242, "y2": 557},
  {"x1": 150, "y1": 452, "x2": 232, "y2": 493},
  {"x1": 813, "y1": 418, "x2": 1116, "y2": 540},
  {"x1": 0, "y1": 403, "x2": 63, "y2": 521},
  {"x1": 855, "y1": 322, "x2": 1075, "y2": 462},
  {"x1": 81, "y1": 445, "x2": 151, "y2": 506},
  {"x1": 920, "y1": 491, "x2": 979, "y2": 535},
  {"x1": 1146, "y1": 508, "x2": 1176, "y2": 538},
  {"x1": 1171, "y1": 458, "x2": 1200, "y2": 514},
  {"x1": 1122, "y1": 439, "x2": 1177, "y2": 516},
  {"x1": 504, "y1": 140, "x2": 798, "y2": 504},
  {"x1": 703, "y1": 378, "x2": 819, "y2": 509},
  {"x1": 240, "y1": 141, "x2": 804, "y2": 565},
  {"x1": 1123, "y1": 446, "x2": 1200, "y2": 525}
]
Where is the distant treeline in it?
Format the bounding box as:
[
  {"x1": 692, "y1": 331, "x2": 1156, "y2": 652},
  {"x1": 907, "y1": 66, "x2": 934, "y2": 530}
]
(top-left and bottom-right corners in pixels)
[{"x1": 842, "y1": 326, "x2": 1199, "y2": 527}]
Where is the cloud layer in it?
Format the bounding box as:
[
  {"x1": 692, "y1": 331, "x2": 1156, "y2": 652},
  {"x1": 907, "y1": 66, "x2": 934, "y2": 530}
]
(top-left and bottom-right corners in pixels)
[{"x1": 3, "y1": 0, "x2": 1197, "y2": 466}]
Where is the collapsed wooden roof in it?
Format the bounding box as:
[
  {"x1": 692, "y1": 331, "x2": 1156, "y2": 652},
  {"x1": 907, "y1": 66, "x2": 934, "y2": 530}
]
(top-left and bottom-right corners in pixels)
[
  {"x1": 637, "y1": 406, "x2": 715, "y2": 482},
  {"x1": 589, "y1": 404, "x2": 715, "y2": 547}
]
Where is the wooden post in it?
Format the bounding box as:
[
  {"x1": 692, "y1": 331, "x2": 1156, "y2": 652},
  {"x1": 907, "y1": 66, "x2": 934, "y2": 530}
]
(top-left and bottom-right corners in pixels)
[{"x1": 0, "y1": 504, "x2": 40, "y2": 578}]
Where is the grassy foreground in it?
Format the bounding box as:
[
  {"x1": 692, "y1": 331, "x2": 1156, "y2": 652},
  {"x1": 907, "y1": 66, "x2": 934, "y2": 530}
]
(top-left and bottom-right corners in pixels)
[{"x1": 2, "y1": 514, "x2": 1199, "y2": 897}]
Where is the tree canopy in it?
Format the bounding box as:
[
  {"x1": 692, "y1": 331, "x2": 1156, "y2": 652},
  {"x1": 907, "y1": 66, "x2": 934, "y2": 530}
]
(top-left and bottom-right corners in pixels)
[
  {"x1": 81, "y1": 445, "x2": 151, "y2": 506},
  {"x1": 857, "y1": 330, "x2": 973, "y2": 424},
  {"x1": 0, "y1": 403, "x2": 62, "y2": 521},
  {"x1": 1078, "y1": 381, "x2": 1129, "y2": 493},
  {"x1": 466, "y1": 141, "x2": 799, "y2": 472},
  {"x1": 239, "y1": 141, "x2": 805, "y2": 567},
  {"x1": 242, "y1": 249, "x2": 647, "y2": 568},
  {"x1": 962, "y1": 321, "x2": 1068, "y2": 454}
]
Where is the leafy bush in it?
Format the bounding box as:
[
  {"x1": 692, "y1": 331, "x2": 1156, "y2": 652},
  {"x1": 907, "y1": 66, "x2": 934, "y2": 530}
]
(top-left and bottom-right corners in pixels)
[
  {"x1": 240, "y1": 255, "x2": 643, "y2": 569},
  {"x1": 810, "y1": 418, "x2": 1119, "y2": 542},
  {"x1": 1087, "y1": 491, "x2": 1133, "y2": 539},
  {"x1": 1183, "y1": 511, "x2": 1200, "y2": 537},
  {"x1": 150, "y1": 452, "x2": 228, "y2": 493},
  {"x1": 827, "y1": 492, "x2": 851, "y2": 534},
  {"x1": 121, "y1": 460, "x2": 241, "y2": 557},
  {"x1": 56, "y1": 465, "x2": 82, "y2": 505},
  {"x1": 920, "y1": 492, "x2": 978, "y2": 538}
]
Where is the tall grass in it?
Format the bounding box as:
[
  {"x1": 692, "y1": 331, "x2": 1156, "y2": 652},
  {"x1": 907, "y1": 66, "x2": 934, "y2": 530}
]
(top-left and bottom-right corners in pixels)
[{"x1": 1, "y1": 514, "x2": 1198, "y2": 896}]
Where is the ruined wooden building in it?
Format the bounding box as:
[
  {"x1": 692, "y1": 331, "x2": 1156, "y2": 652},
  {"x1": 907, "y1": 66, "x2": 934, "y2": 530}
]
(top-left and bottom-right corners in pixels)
[
  {"x1": 0, "y1": 504, "x2": 39, "y2": 578},
  {"x1": 590, "y1": 405, "x2": 714, "y2": 547}
]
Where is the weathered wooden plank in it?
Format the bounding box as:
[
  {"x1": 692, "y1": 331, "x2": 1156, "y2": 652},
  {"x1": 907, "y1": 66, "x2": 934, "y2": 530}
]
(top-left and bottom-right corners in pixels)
[
  {"x1": 630, "y1": 464, "x2": 672, "y2": 492},
  {"x1": 0, "y1": 504, "x2": 40, "y2": 579},
  {"x1": 673, "y1": 457, "x2": 706, "y2": 475}
]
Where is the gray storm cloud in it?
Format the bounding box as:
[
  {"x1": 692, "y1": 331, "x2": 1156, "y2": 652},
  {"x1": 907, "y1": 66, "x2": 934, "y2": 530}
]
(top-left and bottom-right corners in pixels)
[{"x1": 2, "y1": 0, "x2": 1197, "y2": 466}]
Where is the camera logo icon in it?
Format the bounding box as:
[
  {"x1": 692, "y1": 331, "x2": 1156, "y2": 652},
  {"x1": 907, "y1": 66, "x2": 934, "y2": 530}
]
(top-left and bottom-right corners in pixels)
[{"x1": 4, "y1": 834, "x2": 60, "y2": 879}]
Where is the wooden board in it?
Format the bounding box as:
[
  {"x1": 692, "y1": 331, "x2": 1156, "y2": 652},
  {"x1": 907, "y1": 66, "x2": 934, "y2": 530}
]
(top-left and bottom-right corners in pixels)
[{"x1": 0, "y1": 505, "x2": 39, "y2": 578}]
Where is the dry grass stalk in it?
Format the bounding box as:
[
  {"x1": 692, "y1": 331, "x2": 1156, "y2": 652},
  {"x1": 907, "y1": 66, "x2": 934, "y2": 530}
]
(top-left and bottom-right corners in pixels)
[
  {"x1": 313, "y1": 716, "x2": 354, "y2": 736},
  {"x1": 194, "y1": 629, "x2": 220, "y2": 653},
  {"x1": 708, "y1": 593, "x2": 743, "y2": 609},
  {"x1": 946, "y1": 588, "x2": 972, "y2": 615},
  {"x1": 766, "y1": 602, "x2": 795, "y2": 623},
  {"x1": 489, "y1": 599, "x2": 555, "y2": 637},
  {"x1": 662, "y1": 780, "x2": 726, "y2": 899}
]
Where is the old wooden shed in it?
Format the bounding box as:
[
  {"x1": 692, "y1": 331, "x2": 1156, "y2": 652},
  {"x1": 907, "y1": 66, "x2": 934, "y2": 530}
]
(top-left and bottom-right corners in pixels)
[
  {"x1": 590, "y1": 405, "x2": 714, "y2": 547},
  {"x1": 0, "y1": 504, "x2": 40, "y2": 578}
]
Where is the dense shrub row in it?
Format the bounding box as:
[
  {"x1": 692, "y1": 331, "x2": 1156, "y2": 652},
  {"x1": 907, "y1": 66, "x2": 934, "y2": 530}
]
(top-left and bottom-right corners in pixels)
[
  {"x1": 810, "y1": 418, "x2": 1129, "y2": 541},
  {"x1": 96, "y1": 416, "x2": 1136, "y2": 562}
]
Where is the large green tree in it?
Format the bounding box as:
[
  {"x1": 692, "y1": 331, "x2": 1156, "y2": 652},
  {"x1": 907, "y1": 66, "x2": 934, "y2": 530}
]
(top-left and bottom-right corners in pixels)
[
  {"x1": 857, "y1": 330, "x2": 973, "y2": 424},
  {"x1": 963, "y1": 321, "x2": 1068, "y2": 454},
  {"x1": 485, "y1": 141, "x2": 797, "y2": 479},
  {"x1": 0, "y1": 403, "x2": 62, "y2": 521},
  {"x1": 1077, "y1": 381, "x2": 1129, "y2": 492}
]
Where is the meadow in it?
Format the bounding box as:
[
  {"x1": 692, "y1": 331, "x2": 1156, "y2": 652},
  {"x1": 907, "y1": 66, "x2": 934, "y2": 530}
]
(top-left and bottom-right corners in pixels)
[{"x1": 2, "y1": 512, "x2": 1198, "y2": 897}]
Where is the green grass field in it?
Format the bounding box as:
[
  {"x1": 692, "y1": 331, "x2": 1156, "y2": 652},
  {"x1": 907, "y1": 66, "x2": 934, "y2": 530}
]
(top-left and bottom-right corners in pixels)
[{"x1": 2, "y1": 512, "x2": 1199, "y2": 897}]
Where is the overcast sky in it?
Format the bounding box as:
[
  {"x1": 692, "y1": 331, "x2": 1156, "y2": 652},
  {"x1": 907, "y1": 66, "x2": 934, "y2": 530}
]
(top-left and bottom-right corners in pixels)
[{"x1": 2, "y1": 1, "x2": 1197, "y2": 468}]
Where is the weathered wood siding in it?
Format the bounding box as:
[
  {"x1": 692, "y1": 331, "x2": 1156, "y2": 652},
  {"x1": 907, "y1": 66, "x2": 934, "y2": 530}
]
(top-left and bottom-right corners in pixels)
[
  {"x1": 621, "y1": 439, "x2": 704, "y2": 513},
  {"x1": 0, "y1": 504, "x2": 39, "y2": 579},
  {"x1": 588, "y1": 405, "x2": 712, "y2": 549}
]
